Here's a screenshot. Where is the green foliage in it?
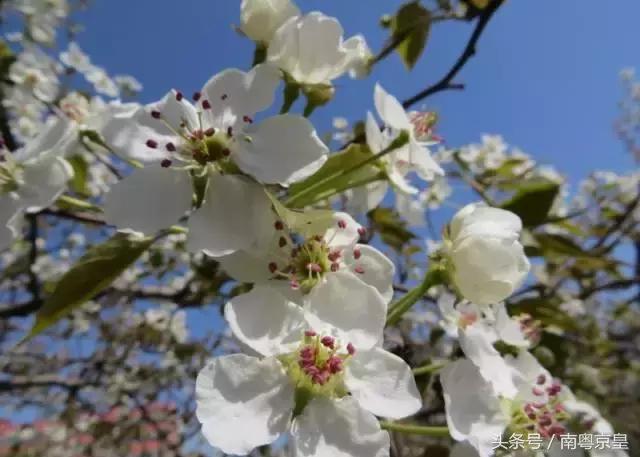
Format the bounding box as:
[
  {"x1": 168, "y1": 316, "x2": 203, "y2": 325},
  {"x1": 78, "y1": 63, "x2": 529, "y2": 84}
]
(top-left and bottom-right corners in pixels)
[
  {"x1": 390, "y1": 1, "x2": 431, "y2": 70},
  {"x1": 67, "y1": 155, "x2": 90, "y2": 198},
  {"x1": 266, "y1": 191, "x2": 335, "y2": 238},
  {"x1": 500, "y1": 179, "x2": 560, "y2": 226},
  {"x1": 368, "y1": 207, "x2": 416, "y2": 251},
  {"x1": 23, "y1": 233, "x2": 155, "y2": 341},
  {"x1": 287, "y1": 144, "x2": 385, "y2": 208}
]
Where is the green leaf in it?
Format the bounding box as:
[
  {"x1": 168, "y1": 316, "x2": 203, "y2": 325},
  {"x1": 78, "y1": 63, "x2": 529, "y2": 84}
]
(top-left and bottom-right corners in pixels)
[
  {"x1": 23, "y1": 233, "x2": 154, "y2": 341},
  {"x1": 500, "y1": 180, "x2": 560, "y2": 226},
  {"x1": 67, "y1": 155, "x2": 90, "y2": 198},
  {"x1": 287, "y1": 144, "x2": 385, "y2": 208},
  {"x1": 265, "y1": 192, "x2": 335, "y2": 238},
  {"x1": 368, "y1": 207, "x2": 416, "y2": 251},
  {"x1": 534, "y1": 233, "x2": 588, "y2": 258},
  {"x1": 391, "y1": 1, "x2": 431, "y2": 70}
]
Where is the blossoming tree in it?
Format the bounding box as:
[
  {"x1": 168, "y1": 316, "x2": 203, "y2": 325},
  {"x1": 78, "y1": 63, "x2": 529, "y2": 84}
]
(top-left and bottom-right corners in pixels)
[{"x1": 0, "y1": 0, "x2": 638, "y2": 456}]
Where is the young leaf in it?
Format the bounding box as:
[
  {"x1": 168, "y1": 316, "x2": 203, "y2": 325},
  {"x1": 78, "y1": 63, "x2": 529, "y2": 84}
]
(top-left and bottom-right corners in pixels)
[
  {"x1": 500, "y1": 180, "x2": 560, "y2": 227},
  {"x1": 265, "y1": 191, "x2": 335, "y2": 238},
  {"x1": 23, "y1": 233, "x2": 155, "y2": 341},
  {"x1": 391, "y1": 1, "x2": 431, "y2": 70}
]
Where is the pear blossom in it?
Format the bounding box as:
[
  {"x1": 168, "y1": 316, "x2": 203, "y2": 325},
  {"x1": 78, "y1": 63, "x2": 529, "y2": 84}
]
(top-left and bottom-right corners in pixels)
[
  {"x1": 267, "y1": 12, "x2": 371, "y2": 85},
  {"x1": 443, "y1": 202, "x2": 530, "y2": 305},
  {"x1": 85, "y1": 65, "x2": 120, "y2": 98},
  {"x1": 221, "y1": 212, "x2": 395, "y2": 350},
  {"x1": 440, "y1": 352, "x2": 571, "y2": 457},
  {"x1": 103, "y1": 64, "x2": 328, "y2": 255},
  {"x1": 14, "y1": 0, "x2": 68, "y2": 44},
  {"x1": 196, "y1": 330, "x2": 421, "y2": 456},
  {"x1": 0, "y1": 117, "x2": 74, "y2": 248},
  {"x1": 240, "y1": 0, "x2": 300, "y2": 44},
  {"x1": 60, "y1": 42, "x2": 92, "y2": 73},
  {"x1": 347, "y1": 84, "x2": 444, "y2": 214},
  {"x1": 9, "y1": 47, "x2": 60, "y2": 103}
]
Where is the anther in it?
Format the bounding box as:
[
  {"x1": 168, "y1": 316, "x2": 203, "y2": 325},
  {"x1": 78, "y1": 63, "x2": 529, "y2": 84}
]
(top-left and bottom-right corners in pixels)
[
  {"x1": 204, "y1": 128, "x2": 215, "y2": 137},
  {"x1": 353, "y1": 248, "x2": 361, "y2": 260},
  {"x1": 227, "y1": 126, "x2": 233, "y2": 137},
  {"x1": 151, "y1": 110, "x2": 161, "y2": 119},
  {"x1": 192, "y1": 92, "x2": 201, "y2": 101},
  {"x1": 221, "y1": 94, "x2": 228, "y2": 100},
  {"x1": 222, "y1": 148, "x2": 231, "y2": 157},
  {"x1": 347, "y1": 343, "x2": 355, "y2": 355},
  {"x1": 279, "y1": 236, "x2": 287, "y2": 247},
  {"x1": 358, "y1": 227, "x2": 366, "y2": 237},
  {"x1": 268, "y1": 262, "x2": 278, "y2": 274},
  {"x1": 354, "y1": 265, "x2": 365, "y2": 274},
  {"x1": 175, "y1": 91, "x2": 183, "y2": 101},
  {"x1": 166, "y1": 142, "x2": 176, "y2": 152},
  {"x1": 307, "y1": 263, "x2": 322, "y2": 273},
  {"x1": 321, "y1": 336, "x2": 335, "y2": 349},
  {"x1": 274, "y1": 221, "x2": 284, "y2": 230},
  {"x1": 160, "y1": 159, "x2": 172, "y2": 168},
  {"x1": 146, "y1": 139, "x2": 158, "y2": 149},
  {"x1": 330, "y1": 263, "x2": 339, "y2": 272},
  {"x1": 536, "y1": 374, "x2": 546, "y2": 385},
  {"x1": 337, "y1": 219, "x2": 347, "y2": 229},
  {"x1": 202, "y1": 99, "x2": 211, "y2": 110},
  {"x1": 243, "y1": 115, "x2": 253, "y2": 123},
  {"x1": 304, "y1": 330, "x2": 317, "y2": 337}
]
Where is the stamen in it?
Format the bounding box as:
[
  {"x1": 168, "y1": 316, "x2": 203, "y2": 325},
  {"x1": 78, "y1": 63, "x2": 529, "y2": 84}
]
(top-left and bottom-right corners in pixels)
[
  {"x1": 175, "y1": 91, "x2": 184, "y2": 101},
  {"x1": 192, "y1": 92, "x2": 201, "y2": 102},
  {"x1": 202, "y1": 99, "x2": 211, "y2": 110},
  {"x1": 354, "y1": 265, "x2": 365, "y2": 274},
  {"x1": 337, "y1": 219, "x2": 347, "y2": 229},
  {"x1": 353, "y1": 248, "x2": 361, "y2": 260},
  {"x1": 146, "y1": 139, "x2": 158, "y2": 149},
  {"x1": 243, "y1": 115, "x2": 253, "y2": 123},
  {"x1": 151, "y1": 110, "x2": 161, "y2": 119},
  {"x1": 204, "y1": 128, "x2": 215, "y2": 136},
  {"x1": 321, "y1": 336, "x2": 335, "y2": 349},
  {"x1": 160, "y1": 159, "x2": 172, "y2": 168},
  {"x1": 274, "y1": 221, "x2": 284, "y2": 230},
  {"x1": 279, "y1": 236, "x2": 287, "y2": 247},
  {"x1": 165, "y1": 142, "x2": 176, "y2": 152},
  {"x1": 347, "y1": 343, "x2": 355, "y2": 355},
  {"x1": 268, "y1": 262, "x2": 278, "y2": 274}
]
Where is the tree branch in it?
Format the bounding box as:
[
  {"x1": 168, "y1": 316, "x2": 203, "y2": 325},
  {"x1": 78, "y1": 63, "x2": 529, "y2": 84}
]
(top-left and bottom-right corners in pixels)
[{"x1": 402, "y1": 0, "x2": 504, "y2": 108}]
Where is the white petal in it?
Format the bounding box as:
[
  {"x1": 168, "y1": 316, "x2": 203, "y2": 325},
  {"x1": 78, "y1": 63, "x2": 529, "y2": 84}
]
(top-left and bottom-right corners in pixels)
[
  {"x1": 225, "y1": 285, "x2": 306, "y2": 357},
  {"x1": 439, "y1": 359, "x2": 508, "y2": 457},
  {"x1": 234, "y1": 114, "x2": 328, "y2": 185},
  {"x1": 345, "y1": 347, "x2": 421, "y2": 419},
  {"x1": 494, "y1": 303, "x2": 530, "y2": 348},
  {"x1": 290, "y1": 396, "x2": 390, "y2": 457},
  {"x1": 103, "y1": 91, "x2": 196, "y2": 163},
  {"x1": 407, "y1": 140, "x2": 444, "y2": 180},
  {"x1": 344, "y1": 181, "x2": 388, "y2": 215},
  {"x1": 196, "y1": 354, "x2": 294, "y2": 455},
  {"x1": 324, "y1": 212, "x2": 361, "y2": 250},
  {"x1": 216, "y1": 249, "x2": 274, "y2": 283},
  {"x1": 14, "y1": 116, "x2": 75, "y2": 162},
  {"x1": 187, "y1": 173, "x2": 273, "y2": 257},
  {"x1": 0, "y1": 196, "x2": 21, "y2": 249},
  {"x1": 240, "y1": 0, "x2": 300, "y2": 43},
  {"x1": 365, "y1": 111, "x2": 384, "y2": 153},
  {"x1": 450, "y1": 442, "x2": 481, "y2": 457},
  {"x1": 104, "y1": 166, "x2": 192, "y2": 234},
  {"x1": 304, "y1": 271, "x2": 386, "y2": 350},
  {"x1": 17, "y1": 155, "x2": 73, "y2": 211},
  {"x1": 458, "y1": 322, "x2": 518, "y2": 399},
  {"x1": 343, "y1": 34, "x2": 372, "y2": 79},
  {"x1": 344, "y1": 244, "x2": 395, "y2": 303},
  {"x1": 201, "y1": 64, "x2": 280, "y2": 128},
  {"x1": 374, "y1": 83, "x2": 410, "y2": 131}
]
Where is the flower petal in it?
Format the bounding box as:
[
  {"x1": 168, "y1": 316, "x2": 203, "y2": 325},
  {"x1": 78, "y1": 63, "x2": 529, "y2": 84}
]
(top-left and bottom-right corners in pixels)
[
  {"x1": 234, "y1": 114, "x2": 328, "y2": 185},
  {"x1": 290, "y1": 396, "x2": 390, "y2": 457},
  {"x1": 458, "y1": 322, "x2": 518, "y2": 399},
  {"x1": 345, "y1": 347, "x2": 421, "y2": 419},
  {"x1": 201, "y1": 64, "x2": 280, "y2": 128},
  {"x1": 103, "y1": 91, "x2": 196, "y2": 163},
  {"x1": 324, "y1": 212, "x2": 361, "y2": 250},
  {"x1": 344, "y1": 244, "x2": 395, "y2": 303},
  {"x1": 440, "y1": 359, "x2": 508, "y2": 457},
  {"x1": 304, "y1": 270, "x2": 386, "y2": 350},
  {"x1": 196, "y1": 354, "x2": 294, "y2": 455},
  {"x1": 374, "y1": 83, "x2": 410, "y2": 131},
  {"x1": 104, "y1": 166, "x2": 192, "y2": 234},
  {"x1": 17, "y1": 155, "x2": 73, "y2": 211},
  {"x1": 225, "y1": 285, "x2": 306, "y2": 357},
  {"x1": 187, "y1": 173, "x2": 273, "y2": 257},
  {"x1": 345, "y1": 181, "x2": 388, "y2": 215}
]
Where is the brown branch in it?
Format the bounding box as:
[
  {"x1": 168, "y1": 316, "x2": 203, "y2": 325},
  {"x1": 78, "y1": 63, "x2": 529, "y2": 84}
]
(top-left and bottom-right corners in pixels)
[{"x1": 402, "y1": 0, "x2": 504, "y2": 108}]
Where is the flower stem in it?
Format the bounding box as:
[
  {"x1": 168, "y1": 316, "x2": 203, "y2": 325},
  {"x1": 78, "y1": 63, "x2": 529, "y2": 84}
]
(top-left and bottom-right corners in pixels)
[
  {"x1": 379, "y1": 421, "x2": 450, "y2": 437},
  {"x1": 412, "y1": 361, "x2": 446, "y2": 376},
  {"x1": 386, "y1": 268, "x2": 444, "y2": 326}
]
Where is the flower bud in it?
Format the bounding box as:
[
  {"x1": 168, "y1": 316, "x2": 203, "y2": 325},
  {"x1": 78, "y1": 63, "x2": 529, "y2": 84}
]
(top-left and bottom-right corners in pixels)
[
  {"x1": 240, "y1": 0, "x2": 300, "y2": 44},
  {"x1": 444, "y1": 203, "x2": 530, "y2": 305}
]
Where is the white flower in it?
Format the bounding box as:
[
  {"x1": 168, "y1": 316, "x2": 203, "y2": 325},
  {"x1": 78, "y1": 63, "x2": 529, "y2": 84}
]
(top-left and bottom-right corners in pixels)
[
  {"x1": 114, "y1": 75, "x2": 143, "y2": 94},
  {"x1": 85, "y1": 65, "x2": 120, "y2": 98},
  {"x1": 221, "y1": 212, "x2": 394, "y2": 351},
  {"x1": 444, "y1": 202, "x2": 530, "y2": 305},
  {"x1": 15, "y1": 0, "x2": 68, "y2": 44},
  {"x1": 196, "y1": 330, "x2": 421, "y2": 456},
  {"x1": 103, "y1": 64, "x2": 327, "y2": 255},
  {"x1": 60, "y1": 42, "x2": 92, "y2": 73},
  {"x1": 0, "y1": 117, "x2": 74, "y2": 248},
  {"x1": 267, "y1": 12, "x2": 370, "y2": 85},
  {"x1": 240, "y1": 0, "x2": 300, "y2": 44},
  {"x1": 9, "y1": 47, "x2": 60, "y2": 102},
  {"x1": 441, "y1": 352, "x2": 570, "y2": 457}
]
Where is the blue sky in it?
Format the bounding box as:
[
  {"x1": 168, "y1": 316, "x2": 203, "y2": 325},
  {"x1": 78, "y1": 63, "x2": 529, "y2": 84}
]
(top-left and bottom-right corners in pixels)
[{"x1": 75, "y1": 0, "x2": 639, "y2": 184}]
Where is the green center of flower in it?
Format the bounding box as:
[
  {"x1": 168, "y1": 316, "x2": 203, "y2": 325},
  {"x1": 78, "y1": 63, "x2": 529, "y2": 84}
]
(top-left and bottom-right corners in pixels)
[
  {"x1": 288, "y1": 237, "x2": 334, "y2": 294},
  {"x1": 280, "y1": 331, "x2": 356, "y2": 415}
]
